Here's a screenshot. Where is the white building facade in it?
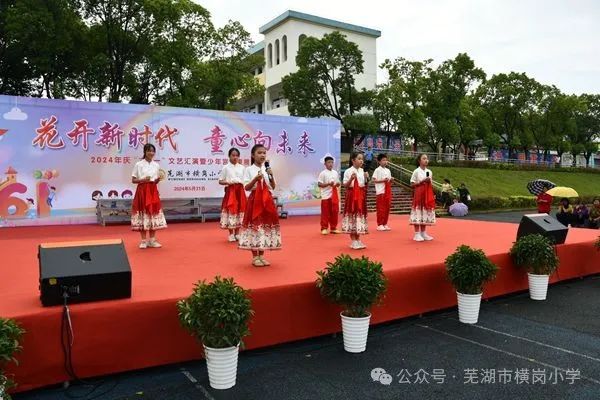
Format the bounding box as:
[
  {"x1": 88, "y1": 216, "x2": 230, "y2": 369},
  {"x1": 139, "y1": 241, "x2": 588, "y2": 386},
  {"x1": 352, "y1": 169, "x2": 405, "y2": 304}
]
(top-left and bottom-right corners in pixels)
[{"x1": 238, "y1": 10, "x2": 381, "y2": 116}]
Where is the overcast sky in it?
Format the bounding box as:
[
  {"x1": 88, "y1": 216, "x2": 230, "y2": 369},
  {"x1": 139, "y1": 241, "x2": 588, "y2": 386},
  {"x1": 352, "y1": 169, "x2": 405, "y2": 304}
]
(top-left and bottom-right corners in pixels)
[{"x1": 196, "y1": 0, "x2": 600, "y2": 95}]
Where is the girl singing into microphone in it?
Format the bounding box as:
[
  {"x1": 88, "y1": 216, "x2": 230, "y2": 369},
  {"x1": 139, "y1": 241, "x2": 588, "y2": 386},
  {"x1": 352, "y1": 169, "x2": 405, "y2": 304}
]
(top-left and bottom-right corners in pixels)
[
  {"x1": 238, "y1": 144, "x2": 281, "y2": 266},
  {"x1": 131, "y1": 143, "x2": 167, "y2": 248},
  {"x1": 218, "y1": 147, "x2": 247, "y2": 242},
  {"x1": 409, "y1": 154, "x2": 436, "y2": 241},
  {"x1": 342, "y1": 151, "x2": 369, "y2": 249}
]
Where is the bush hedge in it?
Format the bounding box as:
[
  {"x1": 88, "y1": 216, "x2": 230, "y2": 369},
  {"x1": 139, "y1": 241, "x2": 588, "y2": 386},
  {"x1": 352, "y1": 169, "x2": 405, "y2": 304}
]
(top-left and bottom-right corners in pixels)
[{"x1": 389, "y1": 157, "x2": 600, "y2": 174}]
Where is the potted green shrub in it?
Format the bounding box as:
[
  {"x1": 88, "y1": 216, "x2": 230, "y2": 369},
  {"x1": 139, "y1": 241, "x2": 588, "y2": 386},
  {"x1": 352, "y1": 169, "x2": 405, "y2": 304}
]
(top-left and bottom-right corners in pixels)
[
  {"x1": 177, "y1": 276, "x2": 253, "y2": 390},
  {"x1": 0, "y1": 318, "x2": 25, "y2": 400},
  {"x1": 316, "y1": 254, "x2": 387, "y2": 353},
  {"x1": 445, "y1": 245, "x2": 499, "y2": 324},
  {"x1": 510, "y1": 234, "x2": 559, "y2": 301}
]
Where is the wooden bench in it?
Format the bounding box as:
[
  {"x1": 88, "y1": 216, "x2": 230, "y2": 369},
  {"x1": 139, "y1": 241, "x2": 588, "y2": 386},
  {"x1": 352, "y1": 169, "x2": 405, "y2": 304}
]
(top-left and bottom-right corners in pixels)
[
  {"x1": 96, "y1": 197, "x2": 288, "y2": 225},
  {"x1": 96, "y1": 198, "x2": 202, "y2": 226}
]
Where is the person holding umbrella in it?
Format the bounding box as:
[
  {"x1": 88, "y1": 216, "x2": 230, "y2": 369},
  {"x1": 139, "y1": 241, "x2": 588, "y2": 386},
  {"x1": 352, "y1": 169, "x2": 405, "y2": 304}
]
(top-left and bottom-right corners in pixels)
[{"x1": 536, "y1": 185, "x2": 553, "y2": 214}]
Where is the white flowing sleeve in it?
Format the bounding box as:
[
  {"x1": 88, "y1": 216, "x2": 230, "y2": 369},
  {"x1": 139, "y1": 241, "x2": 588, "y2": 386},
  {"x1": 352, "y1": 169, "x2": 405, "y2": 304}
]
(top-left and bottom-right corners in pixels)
[{"x1": 410, "y1": 169, "x2": 419, "y2": 184}]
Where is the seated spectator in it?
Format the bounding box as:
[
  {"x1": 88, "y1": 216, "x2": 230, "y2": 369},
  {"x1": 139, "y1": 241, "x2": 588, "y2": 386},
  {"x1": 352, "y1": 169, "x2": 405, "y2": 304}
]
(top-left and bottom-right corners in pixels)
[
  {"x1": 589, "y1": 198, "x2": 600, "y2": 229},
  {"x1": 573, "y1": 199, "x2": 589, "y2": 228},
  {"x1": 457, "y1": 183, "x2": 471, "y2": 206},
  {"x1": 441, "y1": 179, "x2": 454, "y2": 210},
  {"x1": 536, "y1": 186, "x2": 553, "y2": 214},
  {"x1": 556, "y1": 198, "x2": 575, "y2": 227},
  {"x1": 449, "y1": 199, "x2": 469, "y2": 217}
]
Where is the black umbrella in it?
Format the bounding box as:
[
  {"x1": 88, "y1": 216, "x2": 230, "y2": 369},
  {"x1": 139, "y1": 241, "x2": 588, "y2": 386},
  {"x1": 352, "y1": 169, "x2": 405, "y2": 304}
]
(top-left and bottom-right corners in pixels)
[{"x1": 527, "y1": 179, "x2": 556, "y2": 196}]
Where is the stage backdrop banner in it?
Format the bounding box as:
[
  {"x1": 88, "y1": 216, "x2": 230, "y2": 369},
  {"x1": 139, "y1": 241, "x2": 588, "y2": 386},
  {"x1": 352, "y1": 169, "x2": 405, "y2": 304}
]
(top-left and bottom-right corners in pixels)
[{"x1": 0, "y1": 95, "x2": 341, "y2": 227}]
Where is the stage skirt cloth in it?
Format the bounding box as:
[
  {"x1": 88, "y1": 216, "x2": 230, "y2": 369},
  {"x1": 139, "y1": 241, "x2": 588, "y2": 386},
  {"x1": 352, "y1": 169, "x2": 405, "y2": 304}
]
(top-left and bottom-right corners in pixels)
[
  {"x1": 238, "y1": 181, "x2": 281, "y2": 251},
  {"x1": 131, "y1": 182, "x2": 167, "y2": 231},
  {"x1": 342, "y1": 182, "x2": 368, "y2": 234},
  {"x1": 409, "y1": 181, "x2": 436, "y2": 225},
  {"x1": 220, "y1": 183, "x2": 247, "y2": 229}
]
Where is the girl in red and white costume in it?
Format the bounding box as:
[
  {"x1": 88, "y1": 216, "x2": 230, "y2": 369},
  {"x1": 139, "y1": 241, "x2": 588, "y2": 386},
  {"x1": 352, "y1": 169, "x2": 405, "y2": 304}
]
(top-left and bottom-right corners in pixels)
[{"x1": 218, "y1": 147, "x2": 247, "y2": 242}]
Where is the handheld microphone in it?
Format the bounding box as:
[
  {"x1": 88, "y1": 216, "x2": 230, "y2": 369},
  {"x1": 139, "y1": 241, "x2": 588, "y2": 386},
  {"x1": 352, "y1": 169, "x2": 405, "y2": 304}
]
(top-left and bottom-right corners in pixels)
[
  {"x1": 265, "y1": 161, "x2": 270, "y2": 169},
  {"x1": 426, "y1": 171, "x2": 430, "y2": 178}
]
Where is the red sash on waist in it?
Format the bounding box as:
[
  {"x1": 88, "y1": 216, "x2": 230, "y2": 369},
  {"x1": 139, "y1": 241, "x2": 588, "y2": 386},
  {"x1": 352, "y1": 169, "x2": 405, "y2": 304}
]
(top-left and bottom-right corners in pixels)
[
  {"x1": 226, "y1": 183, "x2": 246, "y2": 212},
  {"x1": 423, "y1": 181, "x2": 436, "y2": 209},
  {"x1": 252, "y1": 180, "x2": 277, "y2": 224},
  {"x1": 352, "y1": 178, "x2": 364, "y2": 214},
  {"x1": 331, "y1": 184, "x2": 340, "y2": 209}
]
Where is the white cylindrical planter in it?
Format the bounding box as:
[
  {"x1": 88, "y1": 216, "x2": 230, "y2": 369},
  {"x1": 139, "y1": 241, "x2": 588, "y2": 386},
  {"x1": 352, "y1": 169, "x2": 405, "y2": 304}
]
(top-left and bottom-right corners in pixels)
[
  {"x1": 457, "y1": 292, "x2": 482, "y2": 324},
  {"x1": 340, "y1": 312, "x2": 371, "y2": 353},
  {"x1": 528, "y1": 273, "x2": 550, "y2": 301},
  {"x1": 204, "y1": 344, "x2": 239, "y2": 390}
]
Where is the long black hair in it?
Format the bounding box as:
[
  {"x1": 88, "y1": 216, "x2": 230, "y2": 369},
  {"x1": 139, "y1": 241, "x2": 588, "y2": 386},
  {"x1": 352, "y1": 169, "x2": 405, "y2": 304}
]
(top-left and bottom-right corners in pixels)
[
  {"x1": 349, "y1": 151, "x2": 361, "y2": 167},
  {"x1": 250, "y1": 144, "x2": 266, "y2": 165},
  {"x1": 143, "y1": 143, "x2": 156, "y2": 159}
]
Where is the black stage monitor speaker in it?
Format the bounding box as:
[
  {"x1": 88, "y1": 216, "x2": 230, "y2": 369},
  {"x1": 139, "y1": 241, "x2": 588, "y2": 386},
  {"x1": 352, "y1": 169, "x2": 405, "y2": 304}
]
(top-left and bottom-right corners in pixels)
[
  {"x1": 39, "y1": 239, "x2": 131, "y2": 306},
  {"x1": 516, "y1": 213, "x2": 568, "y2": 244}
]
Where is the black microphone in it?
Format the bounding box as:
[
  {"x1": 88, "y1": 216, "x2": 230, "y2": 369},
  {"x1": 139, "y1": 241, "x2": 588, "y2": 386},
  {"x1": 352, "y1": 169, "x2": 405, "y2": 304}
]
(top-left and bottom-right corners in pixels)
[
  {"x1": 426, "y1": 171, "x2": 430, "y2": 178},
  {"x1": 265, "y1": 161, "x2": 270, "y2": 169}
]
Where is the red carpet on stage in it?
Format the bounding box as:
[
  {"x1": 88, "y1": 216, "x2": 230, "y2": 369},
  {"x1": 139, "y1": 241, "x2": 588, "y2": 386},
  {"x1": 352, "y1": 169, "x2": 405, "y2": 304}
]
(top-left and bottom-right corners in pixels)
[{"x1": 0, "y1": 214, "x2": 598, "y2": 392}]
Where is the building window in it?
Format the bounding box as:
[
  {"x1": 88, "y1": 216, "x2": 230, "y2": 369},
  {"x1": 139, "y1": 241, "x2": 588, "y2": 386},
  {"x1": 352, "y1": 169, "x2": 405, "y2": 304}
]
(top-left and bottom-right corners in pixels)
[
  {"x1": 255, "y1": 66, "x2": 263, "y2": 75},
  {"x1": 282, "y1": 35, "x2": 287, "y2": 62},
  {"x1": 275, "y1": 39, "x2": 280, "y2": 65},
  {"x1": 298, "y1": 34, "x2": 307, "y2": 50},
  {"x1": 267, "y1": 43, "x2": 273, "y2": 68}
]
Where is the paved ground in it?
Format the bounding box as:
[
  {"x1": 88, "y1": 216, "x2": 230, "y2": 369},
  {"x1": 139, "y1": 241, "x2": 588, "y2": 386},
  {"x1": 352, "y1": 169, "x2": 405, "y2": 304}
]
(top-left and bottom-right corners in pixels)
[
  {"x1": 446, "y1": 209, "x2": 535, "y2": 224},
  {"x1": 14, "y1": 212, "x2": 600, "y2": 400}
]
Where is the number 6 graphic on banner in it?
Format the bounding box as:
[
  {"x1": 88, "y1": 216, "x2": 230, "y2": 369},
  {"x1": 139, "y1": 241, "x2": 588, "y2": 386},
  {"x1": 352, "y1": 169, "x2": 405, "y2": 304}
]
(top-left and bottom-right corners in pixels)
[{"x1": 0, "y1": 182, "x2": 28, "y2": 217}]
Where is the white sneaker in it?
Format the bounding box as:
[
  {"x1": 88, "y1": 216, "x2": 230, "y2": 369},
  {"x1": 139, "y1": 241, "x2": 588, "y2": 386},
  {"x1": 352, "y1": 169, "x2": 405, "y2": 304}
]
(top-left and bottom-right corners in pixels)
[
  {"x1": 377, "y1": 225, "x2": 386, "y2": 231},
  {"x1": 139, "y1": 241, "x2": 148, "y2": 249},
  {"x1": 357, "y1": 241, "x2": 367, "y2": 249},
  {"x1": 147, "y1": 239, "x2": 162, "y2": 248},
  {"x1": 228, "y1": 234, "x2": 237, "y2": 242},
  {"x1": 413, "y1": 233, "x2": 425, "y2": 242},
  {"x1": 350, "y1": 240, "x2": 360, "y2": 249},
  {"x1": 384, "y1": 225, "x2": 391, "y2": 231},
  {"x1": 420, "y1": 232, "x2": 434, "y2": 241}
]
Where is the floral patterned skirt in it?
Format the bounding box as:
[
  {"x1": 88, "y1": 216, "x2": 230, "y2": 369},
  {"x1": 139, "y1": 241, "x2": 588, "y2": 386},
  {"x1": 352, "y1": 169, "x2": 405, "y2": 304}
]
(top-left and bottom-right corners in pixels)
[
  {"x1": 238, "y1": 190, "x2": 281, "y2": 250},
  {"x1": 409, "y1": 184, "x2": 436, "y2": 225},
  {"x1": 131, "y1": 182, "x2": 167, "y2": 231},
  {"x1": 342, "y1": 187, "x2": 368, "y2": 234},
  {"x1": 220, "y1": 184, "x2": 246, "y2": 229}
]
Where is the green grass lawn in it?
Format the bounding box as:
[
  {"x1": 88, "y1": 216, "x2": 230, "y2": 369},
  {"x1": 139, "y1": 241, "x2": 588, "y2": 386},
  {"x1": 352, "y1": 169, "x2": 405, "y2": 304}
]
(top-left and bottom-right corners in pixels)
[{"x1": 429, "y1": 166, "x2": 600, "y2": 198}]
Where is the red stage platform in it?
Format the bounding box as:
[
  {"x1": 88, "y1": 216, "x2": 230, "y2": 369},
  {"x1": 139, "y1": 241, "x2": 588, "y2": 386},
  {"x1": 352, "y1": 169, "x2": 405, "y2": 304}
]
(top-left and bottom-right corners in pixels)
[{"x1": 1, "y1": 215, "x2": 598, "y2": 392}]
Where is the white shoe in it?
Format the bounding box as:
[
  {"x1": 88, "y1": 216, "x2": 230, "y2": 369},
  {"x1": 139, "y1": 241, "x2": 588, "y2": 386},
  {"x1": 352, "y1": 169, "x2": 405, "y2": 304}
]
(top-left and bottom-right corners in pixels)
[
  {"x1": 413, "y1": 233, "x2": 425, "y2": 242},
  {"x1": 420, "y1": 232, "x2": 434, "y2": 241},
  {"x1": 377, "y1": 225, "x2": 386, "y2": 231},
  {"x1": 147, "y1": 239, "x2": 162, "y2": 248},
  {"x1": 357, "y1": 241, "x2": 367, "y2": 249},
  {"x1": 235, "y1": 234, "x2": 240, "y2": 241},
  {"x1": 228, "y1": 234, "x2": 237, "y2": 242},
  {"x1": 384, "y1": 225, "x2": 391, "y2": 231},
  {"x1": 139, "y1": 241, "x2": 148, "y2": 249},
  {"x1": 350, "y1": 240, "x2": 360, "y2": 249}
]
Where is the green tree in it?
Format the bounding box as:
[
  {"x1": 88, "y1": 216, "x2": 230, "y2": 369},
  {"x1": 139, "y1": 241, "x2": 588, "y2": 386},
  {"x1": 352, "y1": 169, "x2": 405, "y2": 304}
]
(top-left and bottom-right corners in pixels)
[
  {"x1": 576, "y1": 94, "x2": 600, "y2": 166},
  {"x1": 379, "y1": 57, "x2": 431, "y2": 148},
  {"x1": 162, "y1": 20, "x2": 264, "y2": 110},
  {"x1": 456, "y1": 95, "x2": 493, "y2": 157},
  {"x1": 4, "y1": 0, "x2": 86, "y2": 99},
  {"x1": 475, "y1": 72, "x2": 539, "y2": 159},
  {"x1": 124, "y1": 0, "x2": 212, "y2": 104},
  {"x1": 282, "y1": 31, "x2": 366, "y2": 124},
  {"x1": 547, "y1": 94, "x2": 583, "y2": 165}
]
